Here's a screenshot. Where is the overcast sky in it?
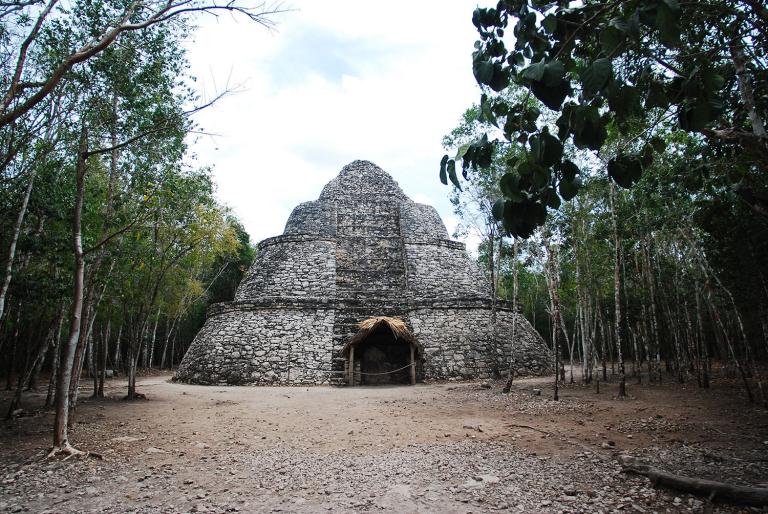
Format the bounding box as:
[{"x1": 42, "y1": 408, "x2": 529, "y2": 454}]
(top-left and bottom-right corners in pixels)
[{"x1": 185, "y1": 1, "x2": 483, "y2": 249}]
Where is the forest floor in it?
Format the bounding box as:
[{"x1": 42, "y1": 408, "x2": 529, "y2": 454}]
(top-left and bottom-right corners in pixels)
[{"x1": 0, "y1": 373, "x2": 767, "y2": 513}]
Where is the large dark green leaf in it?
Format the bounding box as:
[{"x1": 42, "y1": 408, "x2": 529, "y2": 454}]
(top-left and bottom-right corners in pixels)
[
  {"x1": 447, "y1": 159, "x2": 462, "y2": 190},
  {"x1": 475, "y1": 135, "x2": 494, "y2": 168},
  {"x1": 600, "y1": 26, "x2": 625, "y2": 55},
  {"x1": 439, "y1": 155, "x2": 448, "y2": 185},
  {"x1": 502, "y1": 199, "x2": 547, "y2": 238},
  {"x1": 516, "y1": 160, "x2": 535, "y2": 178},
  {"x1": 530, "y1": 130, "x2": 563, "y2": 167},
  {"x1": 541, "y1": 60, "x2": 565, "y2": 87},
  {"x1": 499, "y1": 172, "x2": 520, "y2": 198},
  {"x1": 608, "y1": 154, "x2": 643, "y2": 188},
  {"x1": 520, "y1": 60, "x2": 546, "y2": 82},
  {"x1": 645, "y1": 80, "x2": 668, "y2": 109},
  {"x1": 572, "y1": 105, "x2": 607, "y2": 150},
  {"x1": 556, "y1": 104, "x2": 575, "y2": 140},
  {"x1": 560, "y1": 159, "x2": 579, "y2": 181},
  {"x1": 531, "y1": 78, "x2": 571, "y2": 110},
  {"x1": 473, "y1": 59, "x2": 494, "y2": 85},
  {"x1": 649, "y1": 136, "x2": 666, "y2": 153},
  {"x1": 542, "y1": 187, "x2": 561, "y2": 209},
  {"x1": 531, "y1": 162, "x2": 551, "y2": 189},
  {"x1": 479, "y1": 93, "x2": 498, "y2": 126},
  {"x1": 542, "y1": 15, "x2": 557, "y2": 34},
  {"x1": 655, "y1": 1, "x2": 680, "y2": 48},
  {"x1": 488, "y1": 64, "x2": 510, "y2": 92},
  {"x1": 559, "y1": 176, "x2": 581, "y2": 200},
  {"x1": 608, "y1": 84, "x2": 640, "y2": 122},
  {"x1": 701, "y1": 69, "x2": 726, "y2": 95},
  {"x1": 454, "y1": 143, "x2": 471, "y2": 160},
  {"x1": 678, "y1": 99, "x2": 722, "y2": 132},
  {"x1": 491, "y1": 198, "x2": 505, "y2": 221},
  {"x1": 581, "y1": 58, "x2": 612, "y2": 97}
]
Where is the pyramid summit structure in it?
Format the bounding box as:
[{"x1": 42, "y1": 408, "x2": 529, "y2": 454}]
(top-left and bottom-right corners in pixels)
[{"x1": 175, "y1": 160, "x2": 549, "y2": 385}]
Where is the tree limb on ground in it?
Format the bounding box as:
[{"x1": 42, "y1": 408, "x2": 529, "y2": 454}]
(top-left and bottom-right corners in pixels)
[{"x1": 618, "y1": 455, "x2": 768, "y2": 506}]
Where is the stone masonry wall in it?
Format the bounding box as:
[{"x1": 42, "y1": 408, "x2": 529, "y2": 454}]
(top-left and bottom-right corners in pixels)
[
  {"x1": 410, "y1": 308, "x2": 498, "y2": 380},
  {"x1": 404, "y1": 242, "x2": 490, "y2": 299},
  {"x1": 495, "y1": 310, "x2": 552, "y2": 376},
  {"x1": 283, "y1": 201, "x2": 337, "y2": 236},
  {"x1": 410, "y1": 307, "x2": 551, "y2": 381},
  {"x1": 235, "y1": 236, "x2": 336, "y2": 301},
  {"x1": 174, "y1": 307, "x2": 336, "y2": 385},
  {"x1": 400, "y1": 201, "x2": 448, "y2": 241}
]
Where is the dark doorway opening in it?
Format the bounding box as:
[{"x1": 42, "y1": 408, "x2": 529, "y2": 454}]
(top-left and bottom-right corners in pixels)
[
  {"x1": 357, "y1": 324, "x2": 411, "y2": 385},
  {"x1": 343, "y1": 316, "x2": 421, "y2": 386}
]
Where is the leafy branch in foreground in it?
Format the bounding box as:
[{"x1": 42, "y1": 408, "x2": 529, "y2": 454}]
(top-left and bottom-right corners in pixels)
[{"x1": 441, "y1": 0, "x2": 767, "y2": 238}]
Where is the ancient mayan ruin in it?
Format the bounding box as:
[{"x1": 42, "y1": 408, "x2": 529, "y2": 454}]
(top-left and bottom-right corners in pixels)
[{"x1": 175, "y1": 160, "x2": 550, "y2": 385}]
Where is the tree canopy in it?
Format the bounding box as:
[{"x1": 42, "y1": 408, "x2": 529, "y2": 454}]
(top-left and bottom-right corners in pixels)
[{"x1": 441, "y1": 0, "x2": 767, "y2": 238}]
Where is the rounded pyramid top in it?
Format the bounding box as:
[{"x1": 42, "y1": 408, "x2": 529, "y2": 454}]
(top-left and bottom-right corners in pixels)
[
  {"x1": 284, "y1": 160, "x2": 448, "y2": 241},
  {"x1": 319, "y1": 160, "x2": 406, "y2": 201}
]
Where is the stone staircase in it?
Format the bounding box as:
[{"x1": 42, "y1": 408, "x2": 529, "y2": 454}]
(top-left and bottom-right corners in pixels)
[{"x1": 330, "y1": 185, "x2": 410, "y2": 383}]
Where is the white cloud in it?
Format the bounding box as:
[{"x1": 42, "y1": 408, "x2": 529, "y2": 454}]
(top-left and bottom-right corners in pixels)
[{"x1": 185, "y1": 0, "x2": 483, "y2": 252}]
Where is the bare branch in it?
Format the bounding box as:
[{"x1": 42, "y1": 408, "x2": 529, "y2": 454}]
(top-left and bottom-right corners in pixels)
[
  {"x1": 0, "y1": 1, "x2": 287, "y2": 129},
  {"x1": 1, "y1": 0, "x2": 59, "y2": 113}
]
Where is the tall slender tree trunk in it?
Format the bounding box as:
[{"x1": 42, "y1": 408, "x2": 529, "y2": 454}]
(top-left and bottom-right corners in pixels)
[
  {"x1": 6, "y1": 308, "x2": 60, "y2": 417},
  {"x1": 704, "y1": 281, "x2": 753, "y2": 402},
  {"x1": 148, "y1": 306, "x2": 160, "y2": 369},
  {"x1": 683, "y1": 300, "x2": 698, "y2": 381},
  {"x1": 89, "y1": 331, "x2": 97, "y2": 398},
  {"x1": 161, "y1": 315, "x2": 177, "y2": 369},
  {"x1": 609, "y1": 181, "x2": 626, "y2": 398},
  {"x1": 730, "y1": 37, "x2": 766, "y2": 139},
  {"x1": 5, "y1": 307, "x2": 21, "y2": 390},
  {"x1": 685, "y1": 228, "x2": 763, "y2": 403},
  {"x1": 50, "y1": 126, "x2": 89, "y2": 456},
  {"x1": 643, "y1": 242, "x2": 662, "y2": 383},
  {"x1": 98, "y1": 319, "x2": 110, "y2": 398},
  {"x1": 0, "y1": 168, "x2": 37, "y2": 322},
  {"x1": 170, "y1": 330, "x2": 178, "y2": 368},
  {"x1": 503, "y1": 238, "x2": 519, "y2": 393},
  {"x1": 45, "y1": 307, "x2": 65, "y2": 408},
  {"x1": 113, "y1": 325, "x2": 122, "y2": 374},
  {"x1": 544, "y1": 233, "x2": 561, "y2": 401},
  {"x1": 694, "y1": 286, "x2": 710, "y2": 388}
]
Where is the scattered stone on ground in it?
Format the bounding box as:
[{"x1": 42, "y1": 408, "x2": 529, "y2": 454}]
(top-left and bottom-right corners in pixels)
[{"x1": 1, "y1": 373, "x2": 766, "y2": 513}]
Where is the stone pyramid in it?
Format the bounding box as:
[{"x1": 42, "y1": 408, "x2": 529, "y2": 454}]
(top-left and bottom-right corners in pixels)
[{"x1": 175, "y1": 160, "x2": 549, "y2": 385}]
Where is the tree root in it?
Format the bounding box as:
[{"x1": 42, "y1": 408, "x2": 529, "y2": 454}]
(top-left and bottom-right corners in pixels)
[
  {"x1": 46, "y1": 443, "x2": 102, "y2": 461},
  {"x1": 619, "y1": 455, "x2": 768, "y2": 506},
  {"x1": 122, "y1": 391, "x2": 147, "y2": 401}
]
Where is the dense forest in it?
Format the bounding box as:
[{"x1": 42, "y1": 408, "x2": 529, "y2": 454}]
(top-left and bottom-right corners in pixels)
[
  {"x1": 0, "y1": 0, "x2": 276, "y2": 455},
  {"x1": 446, "y1": 102, "x2": 768, "y2": 402},
  {"x1": 443, "y1": 0, "x2": 767, "y2": 403}
]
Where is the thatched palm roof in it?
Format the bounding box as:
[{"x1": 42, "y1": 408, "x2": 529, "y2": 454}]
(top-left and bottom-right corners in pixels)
[{"x1": 340, "y1": 316, "x2": 421, "y2": 356}]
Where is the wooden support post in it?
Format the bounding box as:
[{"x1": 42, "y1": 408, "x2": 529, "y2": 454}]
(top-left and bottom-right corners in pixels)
[
  {"x1": 410, "y1": 344, "x2": 416, "y2": 385},
  {"x1": 348, "y1": 346, "x2": 355, "y2": 386}
]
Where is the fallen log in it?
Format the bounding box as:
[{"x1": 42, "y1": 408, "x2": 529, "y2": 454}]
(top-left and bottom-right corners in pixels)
[{"x1": 618, "y1": 455, "x2": 768, "y2": 506}]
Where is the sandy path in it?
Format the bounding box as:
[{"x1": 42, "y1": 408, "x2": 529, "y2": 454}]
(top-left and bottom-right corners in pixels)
[{"x1": 1, "y1": 374, "x2": 766, "y2": 513}]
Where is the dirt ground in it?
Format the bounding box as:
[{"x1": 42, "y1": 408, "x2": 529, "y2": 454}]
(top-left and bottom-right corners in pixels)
[{"x1": 1, "y1": 373, "x2": 767, "y2": 513}]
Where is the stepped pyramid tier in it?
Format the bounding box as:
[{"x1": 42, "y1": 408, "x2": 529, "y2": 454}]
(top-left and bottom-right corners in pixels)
[{"x1": 175, "y1": 160, "x2": 550, "y2": 385}]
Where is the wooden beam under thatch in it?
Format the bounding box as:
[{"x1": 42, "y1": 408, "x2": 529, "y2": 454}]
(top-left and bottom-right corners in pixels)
[{"x1": 340, "y1": 316, "x2": 421, "y2": 356}]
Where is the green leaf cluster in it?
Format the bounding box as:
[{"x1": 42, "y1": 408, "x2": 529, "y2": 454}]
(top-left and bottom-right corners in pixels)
[{"x1": 441, "y1": 0, "x2": 767, "y2": 238}]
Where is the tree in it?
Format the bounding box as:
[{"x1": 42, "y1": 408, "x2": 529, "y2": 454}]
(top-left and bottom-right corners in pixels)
[
  {"x1": 0, "y1": 0, "x2": 282, "y2": 131},
  {"x1": 0, "y1": 0, "x2": 282, "y2": 459},
  {"x1": 442, "y1": 0, "x2": 767, "y2": 237}
]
